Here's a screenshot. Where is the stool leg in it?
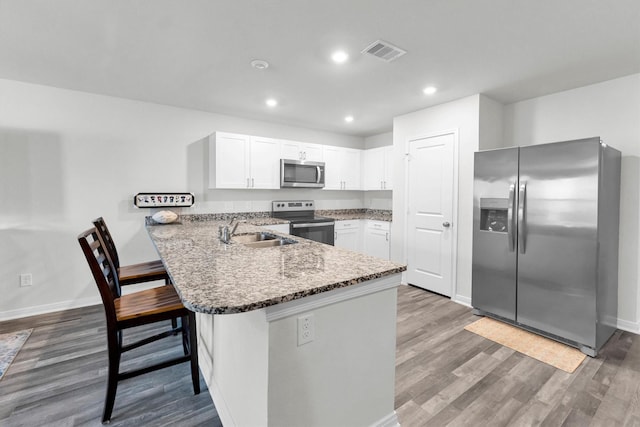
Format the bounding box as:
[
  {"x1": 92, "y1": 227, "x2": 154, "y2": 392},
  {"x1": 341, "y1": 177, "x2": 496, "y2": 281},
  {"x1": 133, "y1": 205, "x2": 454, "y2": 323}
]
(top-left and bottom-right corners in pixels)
[
  {"x1": 188, "y1": 311, "x2": 200, "y2": 395},
  {"x1": 181, "y1": 315, "x2": 189, "y2": 356},
  {"x1": 103, "y1": 332, "x2": 121, "y2": 423},
  {"x1": 167, "y1": 277, "x2": 178, "y2": 330}
]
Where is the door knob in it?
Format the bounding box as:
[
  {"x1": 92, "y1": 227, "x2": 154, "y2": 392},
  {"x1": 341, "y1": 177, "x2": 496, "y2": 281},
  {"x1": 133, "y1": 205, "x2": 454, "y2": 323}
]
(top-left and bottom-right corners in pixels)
[{"x1": 442, "y1": 221, "x2": 451, "y2": 227}]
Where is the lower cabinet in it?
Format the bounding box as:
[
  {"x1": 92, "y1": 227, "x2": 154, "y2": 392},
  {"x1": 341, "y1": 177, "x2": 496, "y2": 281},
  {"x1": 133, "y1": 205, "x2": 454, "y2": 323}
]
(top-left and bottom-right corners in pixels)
[
  {"x1": 363, "y1": 221, "x2": 390, "y2": 260},
  {"x1": 334, "y1": 220, "x2": 361, "y2": 252}
]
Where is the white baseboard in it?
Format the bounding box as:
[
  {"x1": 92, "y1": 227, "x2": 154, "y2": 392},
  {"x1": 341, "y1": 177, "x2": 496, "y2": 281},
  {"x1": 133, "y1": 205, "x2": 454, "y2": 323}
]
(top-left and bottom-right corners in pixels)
[
  {"x1": 452, "y1": 294, "x2": 471, "y2": 307},
  {"x1": 370, "y1": 411, "x2": 400, "y2": 427},
  {"x1": 0, "y1": 296, "x2": 101, "y2": 321},
  {"x1": 617, "y1": 318, "x2": 640, "y2": 334}
]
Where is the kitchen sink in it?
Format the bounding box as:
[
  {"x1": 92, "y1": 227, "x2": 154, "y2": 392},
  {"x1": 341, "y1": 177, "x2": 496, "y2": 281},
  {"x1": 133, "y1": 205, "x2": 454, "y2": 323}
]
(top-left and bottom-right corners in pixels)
[
  {"x1": 232, "y1": 232, "x2": 277, "y2": 244},
  {"x1": 233, "y1": 232, "x2": 297, "y2": 248}
]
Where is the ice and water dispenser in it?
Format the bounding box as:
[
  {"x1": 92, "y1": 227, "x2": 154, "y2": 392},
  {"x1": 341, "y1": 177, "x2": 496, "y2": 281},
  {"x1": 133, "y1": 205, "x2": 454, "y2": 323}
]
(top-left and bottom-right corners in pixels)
[{"x1": 479, "y1": 198, "x2": 508, "y2": 232}]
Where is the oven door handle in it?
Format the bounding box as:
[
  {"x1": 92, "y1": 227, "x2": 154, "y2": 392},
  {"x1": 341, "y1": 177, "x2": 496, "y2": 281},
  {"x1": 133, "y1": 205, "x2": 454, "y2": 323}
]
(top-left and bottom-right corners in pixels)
[{"x1": 291, "y1": 222, "x2": 335, "y2": 228}]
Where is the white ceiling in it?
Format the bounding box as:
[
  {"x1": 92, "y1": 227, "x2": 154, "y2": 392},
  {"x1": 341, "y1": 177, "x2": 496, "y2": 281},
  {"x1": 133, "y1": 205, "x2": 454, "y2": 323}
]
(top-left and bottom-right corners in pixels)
[{"x1": 1, "y1": 1, "x2": 639, "y2": 137}]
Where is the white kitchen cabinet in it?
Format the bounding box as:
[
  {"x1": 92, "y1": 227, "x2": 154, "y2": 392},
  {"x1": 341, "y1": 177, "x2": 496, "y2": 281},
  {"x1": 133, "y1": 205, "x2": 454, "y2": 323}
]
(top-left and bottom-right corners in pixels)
[
  {"x1": 363, "y1": 220, "x2": 391, "y2": 260},
  {"x1": 209, "y1": 132, "x2": 281, "y2": 189},
  {"x1": 323, "y1": 146, "x2": 361, "y2": 190},
  {"x1": 334, "y1": 220, "x2": 361, "y2": 251},
  {"x1": 281, "y1": 140, "x2": 323, "y2": 162},
  {"x1": 363, "y1": 146, "x2": 393, "y2": 190}
]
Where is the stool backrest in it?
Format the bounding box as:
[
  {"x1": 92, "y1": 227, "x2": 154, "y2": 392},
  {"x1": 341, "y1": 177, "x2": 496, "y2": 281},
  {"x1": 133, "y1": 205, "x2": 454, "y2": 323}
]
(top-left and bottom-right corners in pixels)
[
  {"x1": 78, "y1": 227, "x2": 121, "y2": 325},
  {"x1": 93, "y1": 217, "x2": 120, "y2": 269}
]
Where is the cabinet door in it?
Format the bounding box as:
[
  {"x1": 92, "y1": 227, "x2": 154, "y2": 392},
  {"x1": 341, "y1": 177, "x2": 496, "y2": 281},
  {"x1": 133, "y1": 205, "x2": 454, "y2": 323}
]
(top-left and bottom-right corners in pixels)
[
  {"x1": 302, "y1": 143, "x2": 323, "y2": 162},
  {"x1": 250, "y1": 137, "x2": 281, "y2": 189},
  {"x1": 364, "y1": 228, "x2": 390, "y2": 259},
  {"x1": 363, "y1": 148, "x2": 384, "y2": 190},
  {"x1": 342, "y1": 149, "x2": 361, "y2": 190},
  {"x1": 383, "y1": 146, "x2": 393, "y2": 190},
  {"x1": 322, "y1": 145, "x2": 343, "y2": 190},
  {"x1": 211, "y1": 133, "x2": 250, "y2": 189},
  {"x1": 281, "y1": 141, "x2": 302, "y2": 160},
  {"x1": 335, "y1": 229, "x2": 359, "y2": 251}
]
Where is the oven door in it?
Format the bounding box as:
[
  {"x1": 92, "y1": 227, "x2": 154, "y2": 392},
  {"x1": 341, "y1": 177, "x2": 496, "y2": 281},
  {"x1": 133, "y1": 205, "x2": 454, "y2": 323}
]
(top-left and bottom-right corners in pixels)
[
  {"x1": 281, "y1": 159, "x2": 325, "y2": 188},
  {"x1": 290, "y1": 221, "x2": 335, "y2": 245}
]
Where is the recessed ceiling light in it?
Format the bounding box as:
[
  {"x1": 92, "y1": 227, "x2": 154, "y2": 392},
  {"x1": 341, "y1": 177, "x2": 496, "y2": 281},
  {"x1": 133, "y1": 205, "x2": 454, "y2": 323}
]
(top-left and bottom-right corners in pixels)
[
  {"x1": 266, "y1": 98, "x2": 278, "y2": 107},
  {"x1": 423, "y1": 86, "x2": 437, "y2": 95},
  {"x1": 331, "y1": 50, "x2": 349, "y2": 64},
  {"x1": 251, "y1": 59, "x2": 270, "y2": 70},
  {"x1": 344, "y1": 115, "x2": 354, "y2": 123}
]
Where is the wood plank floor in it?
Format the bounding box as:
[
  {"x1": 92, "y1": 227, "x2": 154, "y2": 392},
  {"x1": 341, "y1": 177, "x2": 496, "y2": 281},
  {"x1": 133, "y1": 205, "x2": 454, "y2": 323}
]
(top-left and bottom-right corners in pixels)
[
  {"x1": 395, "y1": 285, "x2": 640, "y2": 427},
  {"x1": 1, "y1": 285, "x2": 638, "y2": 426}
]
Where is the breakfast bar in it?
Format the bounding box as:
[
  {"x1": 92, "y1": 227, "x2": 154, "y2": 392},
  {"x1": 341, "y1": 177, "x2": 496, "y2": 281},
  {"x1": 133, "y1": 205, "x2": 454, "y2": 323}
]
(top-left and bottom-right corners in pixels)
[{"x1": 147, "y1": 216, "x2": 406, "y2": 427}]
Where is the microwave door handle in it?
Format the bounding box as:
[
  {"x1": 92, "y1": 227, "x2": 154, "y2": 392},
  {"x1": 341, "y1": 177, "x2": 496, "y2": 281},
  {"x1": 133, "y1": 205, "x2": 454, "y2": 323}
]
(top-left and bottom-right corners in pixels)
[
  {"x1": 507, "y1": 183, "x2": 516, "y2": 252},
  {"x1": 316, "y1": 166, "x2": 322, "y2": 184}
]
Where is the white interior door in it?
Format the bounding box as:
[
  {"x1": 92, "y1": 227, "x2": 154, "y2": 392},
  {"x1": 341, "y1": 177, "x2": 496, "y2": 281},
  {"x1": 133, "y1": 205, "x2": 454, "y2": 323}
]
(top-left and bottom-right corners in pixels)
[{"x1": 406, "y1": 132, "x2": 456, "y2": 296}]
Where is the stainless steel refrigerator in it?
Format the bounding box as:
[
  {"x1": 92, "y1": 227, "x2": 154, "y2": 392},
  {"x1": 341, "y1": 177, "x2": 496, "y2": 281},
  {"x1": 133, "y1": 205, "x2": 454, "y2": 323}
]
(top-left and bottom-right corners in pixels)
[{"x1": 472, "y1": 137, "x2": 621, "y2": 356}]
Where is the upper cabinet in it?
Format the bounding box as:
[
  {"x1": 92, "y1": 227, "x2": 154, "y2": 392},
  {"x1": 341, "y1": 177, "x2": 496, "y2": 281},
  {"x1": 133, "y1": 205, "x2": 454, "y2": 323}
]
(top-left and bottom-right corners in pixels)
[
  {"x1": 209, "y1": 132, "x2": 392, "y2": 192},
  {"x1": 209, "y1": 132, "x2": 281, "y2": 189},
  {"x1": 323, "y1": 146, "x2": 361, "y2": 190},
  {"x1": 281, "y1": 140, "x2": 323, "y2": 162},
  {"x1": 362, "y1": 146, "x2": 393, "y2": 190}
]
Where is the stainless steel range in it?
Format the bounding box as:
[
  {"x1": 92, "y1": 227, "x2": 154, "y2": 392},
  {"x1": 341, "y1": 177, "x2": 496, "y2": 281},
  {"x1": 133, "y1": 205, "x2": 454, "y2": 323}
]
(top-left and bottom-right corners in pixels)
[{"x1": 272, "y1": 200, "x2": 335, "y2": 245}]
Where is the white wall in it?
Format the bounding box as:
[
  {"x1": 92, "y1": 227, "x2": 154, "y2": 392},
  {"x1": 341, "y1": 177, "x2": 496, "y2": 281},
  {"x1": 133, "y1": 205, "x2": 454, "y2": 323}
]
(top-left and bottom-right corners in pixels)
[
  {"x1": 0, "y1": 78, "x2": 365, "y2": 319},
  {"x1": 503, "y1": 73, "x2": 640, "y2": 332},
  {"x1": 392, "y1": 94, "x2": 482, "y2": 304}
]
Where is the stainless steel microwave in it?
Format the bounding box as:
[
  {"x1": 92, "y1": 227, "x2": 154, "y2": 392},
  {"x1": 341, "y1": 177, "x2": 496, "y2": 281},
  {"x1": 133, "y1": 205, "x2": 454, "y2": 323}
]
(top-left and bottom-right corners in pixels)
[{"x1": 280, "y1": 159, "x2": 325, "y2": 188}]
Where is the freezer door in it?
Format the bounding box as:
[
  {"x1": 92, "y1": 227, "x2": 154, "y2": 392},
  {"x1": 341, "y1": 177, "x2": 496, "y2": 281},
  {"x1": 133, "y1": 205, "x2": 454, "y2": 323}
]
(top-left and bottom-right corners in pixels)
[
  {"x1": 517, "y1": 138, "x2": 600, "y2": 347},
  {"x1": 472, "y1": 147, "x2": 519, "y2": 321}
]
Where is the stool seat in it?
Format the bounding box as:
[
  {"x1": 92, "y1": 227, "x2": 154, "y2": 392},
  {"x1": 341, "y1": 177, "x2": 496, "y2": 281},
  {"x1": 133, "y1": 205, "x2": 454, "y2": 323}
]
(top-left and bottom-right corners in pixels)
[{"x1": 118, "y1": 259, "x2": 168, "y2": 285}]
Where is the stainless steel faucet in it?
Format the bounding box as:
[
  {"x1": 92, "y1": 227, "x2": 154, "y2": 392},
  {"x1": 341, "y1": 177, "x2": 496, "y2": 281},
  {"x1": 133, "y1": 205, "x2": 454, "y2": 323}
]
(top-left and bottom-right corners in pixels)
[
  {"x1": 230, "y1": 219, "x2": 246, "y2": 236},
  {"x1": 219, "y1": 218, "x2": 246, "y2": 244}
]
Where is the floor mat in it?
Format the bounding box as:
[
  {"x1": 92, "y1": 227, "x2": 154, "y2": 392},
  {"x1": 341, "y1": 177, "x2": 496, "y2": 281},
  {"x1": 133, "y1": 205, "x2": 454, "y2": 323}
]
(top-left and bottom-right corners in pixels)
[
  {"x1": 0, "y1": 329, "x2": 32, "y2": 381},
  {"x1": 464, "y1": 317, "x2": 586, "y2": 373}
]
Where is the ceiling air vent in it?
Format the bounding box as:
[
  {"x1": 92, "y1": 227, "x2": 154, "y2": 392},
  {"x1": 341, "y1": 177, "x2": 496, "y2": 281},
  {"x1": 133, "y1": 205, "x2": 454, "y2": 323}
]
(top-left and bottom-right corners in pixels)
[{"x1": 361, "y1": 40, "x2": 407, "y2": 62}]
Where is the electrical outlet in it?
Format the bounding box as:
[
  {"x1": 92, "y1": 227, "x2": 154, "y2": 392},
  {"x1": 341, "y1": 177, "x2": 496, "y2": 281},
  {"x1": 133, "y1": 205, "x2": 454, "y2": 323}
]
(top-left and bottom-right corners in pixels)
[
  {"x1": 19, "y1": 273, "x2": 32, "y2": 287},
  {"x1": 297, "y1": 313, "x2": 314, "y2": 346}
]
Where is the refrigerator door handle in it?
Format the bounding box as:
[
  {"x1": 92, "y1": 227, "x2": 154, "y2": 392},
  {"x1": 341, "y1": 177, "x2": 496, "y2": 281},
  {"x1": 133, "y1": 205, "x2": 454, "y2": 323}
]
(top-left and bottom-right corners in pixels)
[
  {"x1": 518, "y1": 181, "x2": 527, "y2": 254},
  {"x1": 508, "y1": 183, "x2": 516, "y2": 252}
]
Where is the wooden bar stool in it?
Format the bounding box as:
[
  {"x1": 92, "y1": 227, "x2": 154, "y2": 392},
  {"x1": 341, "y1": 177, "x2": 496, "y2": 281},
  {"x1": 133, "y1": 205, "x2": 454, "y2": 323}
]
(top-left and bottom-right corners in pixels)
[
  {"x1": 78, "y1": 227, "x2": 200, "y2": 423},
  {"x1": 92, "y1": 217, "x2": 169, "y2": 286}
]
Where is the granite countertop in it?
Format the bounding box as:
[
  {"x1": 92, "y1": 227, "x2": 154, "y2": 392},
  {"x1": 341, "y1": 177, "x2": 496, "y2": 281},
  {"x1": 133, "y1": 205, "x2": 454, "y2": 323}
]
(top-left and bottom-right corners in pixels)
[
  {"x1": 318, "y1": 209, "x2": 392, "y2": 222},
  {"x1": 147, "y1": 217, "x2": 405, "y2": 315}
]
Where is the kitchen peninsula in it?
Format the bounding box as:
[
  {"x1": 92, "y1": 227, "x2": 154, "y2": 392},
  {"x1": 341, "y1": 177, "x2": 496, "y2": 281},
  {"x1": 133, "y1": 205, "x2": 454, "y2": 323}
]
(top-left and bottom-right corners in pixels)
[{"x1": 146, "y1": 215, "x2": 406, "y2": 427}]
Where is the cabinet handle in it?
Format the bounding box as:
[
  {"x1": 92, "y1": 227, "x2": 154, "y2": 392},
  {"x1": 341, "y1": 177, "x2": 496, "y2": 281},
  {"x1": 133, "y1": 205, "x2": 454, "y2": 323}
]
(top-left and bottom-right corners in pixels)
[
  {"x1": 251, "y1": 178, "x2": 255, "y2": 188},
  {"x1": 303, "y1": 151, "x2": 307, "y2": 160},
  {"x1": 380, "y1": 181, "x2": 383, "y2": 189},
  {"x1": 246, "y1": 178, "x2": 250, "y2": 188},
  {"x1": 334, "y1": 232, "x2": 338, "y2": 240},
  {"x1": 386, "y1": 232, "x2": 389, "y2": 241}
]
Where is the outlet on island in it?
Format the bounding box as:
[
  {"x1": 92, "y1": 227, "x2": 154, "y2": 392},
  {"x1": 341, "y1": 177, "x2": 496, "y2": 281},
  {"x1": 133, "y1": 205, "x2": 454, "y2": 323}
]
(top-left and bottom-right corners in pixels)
[{"x1": 297, "y1": 313, "x2": 314, "y2": 346}]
